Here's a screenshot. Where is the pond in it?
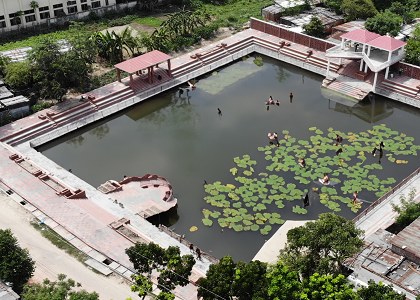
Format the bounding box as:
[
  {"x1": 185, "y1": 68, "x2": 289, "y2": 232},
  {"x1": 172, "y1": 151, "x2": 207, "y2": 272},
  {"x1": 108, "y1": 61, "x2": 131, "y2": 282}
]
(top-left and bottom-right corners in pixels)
[{"x1": 38, "y1": 55, "x2": 420, "y2": 261}]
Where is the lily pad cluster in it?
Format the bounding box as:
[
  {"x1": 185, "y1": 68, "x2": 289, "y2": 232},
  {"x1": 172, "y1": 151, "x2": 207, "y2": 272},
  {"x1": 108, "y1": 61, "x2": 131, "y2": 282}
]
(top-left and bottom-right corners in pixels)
[{"x1": 201, "y1": 124, "x2": 420, "y2": 235}]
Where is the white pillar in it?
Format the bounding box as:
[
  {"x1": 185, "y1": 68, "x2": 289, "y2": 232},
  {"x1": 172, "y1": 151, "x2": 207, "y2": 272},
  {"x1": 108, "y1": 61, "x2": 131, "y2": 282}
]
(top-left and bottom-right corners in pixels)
[
  {"x1": 341, "y1": 38, "x2": 345, "y2": 50},
  {"x1": 339, "y1": 58, "x2": 342, "y2": 65},
  {"x1": 373, "y1": 72, "x2": 378, "y2": 92},
  {"x1": 362, "y1": 44, "x2": 366, "y2": 54},
  {"x1": 326, "y1": 59, "x2": 331, "y2": 78},
  {"x1": 359, "y1": 59, "x2": 363, "y2": 71},
  {"x1": 385, "y1": 66, "x2": 389, "y2": 79},
  {"x1": 387, "y1": 50, "x2": 392, "y2": 62}
]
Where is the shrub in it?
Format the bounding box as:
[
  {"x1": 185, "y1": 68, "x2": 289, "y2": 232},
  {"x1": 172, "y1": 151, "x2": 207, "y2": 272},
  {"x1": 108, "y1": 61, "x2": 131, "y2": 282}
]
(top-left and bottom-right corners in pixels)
[
  {"x1": 31, "y1": 101, "x2": 55, "y2": 113},
  {"x1": 4, "y1": 61, "x2": 33, "y2": 91},
  {"x1": 392, "y1": 188, "x2": 420, "y2": 229}
]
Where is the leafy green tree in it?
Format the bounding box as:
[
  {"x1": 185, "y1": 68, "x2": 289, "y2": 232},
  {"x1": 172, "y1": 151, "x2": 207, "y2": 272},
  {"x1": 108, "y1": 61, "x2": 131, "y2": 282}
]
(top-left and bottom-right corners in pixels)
[
  {"x1": 266, "y1": 263, "x2": 302, "y2": 300},
  {"x1": 197, "y1": 256, "x2": 236, "y2": 299},
  {"x1": 126, "y1": 243, "x2": 195, "y2": 296},
  {"x1": 324, "y1": 0, "x2": 343, "y2": 13},
  {"x1": 156, "y1": 292, "x2": 175, "y2": 300},
  {"x1": 279, "y1": 213, "x2": 364, "y2": 278},
  {"x1": 365, "y1": 11, "x2": 402, "y2": 37},
  {"x1": 405, "y1": 25, "x2": 420, "y2": 66},
  {"x1": 4, "y1": 61, "x2": 33, "y2": 91},
  {"x1": 300, "y1": 273, "x2": 358, "y2": 300},
  {"x1": 388, "y1": 2, "x2": 413, "y2": 24},
  {"x1": 340, "y1": 0, "x2": 377, "y2": 21},
  {"x1": 197, "y1": 257, "x2": 269, "y2": 300},
  {"x1": 392, "y1": 188, "x2": 420, "y2": 228},
  {"x1": 357, "y1": 280, "x2": 406, "y2": 300},
  {"x1": 21, "y1": 274, "x2": 99, "y2": 300},
  {"x1": 0, "y1": 229, "x2": 35, "y2": 293},
  {"x1": 131, "y1": 274, "x2": 153, "y2": 300},
  {"x1": 303, "y1": 17, "x2": 325, "y2": 38},
  {"x1": 0, "y1": 55, "x2": 10, "y2": 77}
]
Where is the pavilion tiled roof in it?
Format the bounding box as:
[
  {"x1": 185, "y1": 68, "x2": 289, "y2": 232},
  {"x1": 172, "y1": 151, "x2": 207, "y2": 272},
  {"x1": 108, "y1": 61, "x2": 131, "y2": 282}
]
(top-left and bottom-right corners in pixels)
[
  {"x1": 366, "y1": 35, "x2": 406, "y2": 51},
  {"x1": 340, "y1": 29, "x2": 381, "y2": 44},
  {"x1": 114, "y1": 50, "x2": 172, "y2": 73}
]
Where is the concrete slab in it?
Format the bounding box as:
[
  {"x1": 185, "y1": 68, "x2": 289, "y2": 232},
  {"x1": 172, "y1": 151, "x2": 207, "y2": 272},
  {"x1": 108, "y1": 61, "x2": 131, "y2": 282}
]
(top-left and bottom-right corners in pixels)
[{"x1": 84, "y1": 258, "x2": 113, "y2": 276}]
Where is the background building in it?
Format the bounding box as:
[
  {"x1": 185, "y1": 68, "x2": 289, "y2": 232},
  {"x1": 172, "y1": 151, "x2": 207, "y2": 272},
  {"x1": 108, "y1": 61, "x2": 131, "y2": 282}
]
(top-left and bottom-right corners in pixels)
[{"x1": 0, "y1": 0, "x2": 138, "y2": 33}]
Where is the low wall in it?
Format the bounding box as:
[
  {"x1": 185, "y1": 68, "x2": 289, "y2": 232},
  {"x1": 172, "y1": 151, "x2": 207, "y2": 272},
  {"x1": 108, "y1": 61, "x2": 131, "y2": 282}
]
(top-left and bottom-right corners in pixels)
[
  {"x1": 250, "y1": 18, "x2": 336, "y2": 52},
  {"x1": 398, "y1": 62, "x2": 420, "y2": 80}
]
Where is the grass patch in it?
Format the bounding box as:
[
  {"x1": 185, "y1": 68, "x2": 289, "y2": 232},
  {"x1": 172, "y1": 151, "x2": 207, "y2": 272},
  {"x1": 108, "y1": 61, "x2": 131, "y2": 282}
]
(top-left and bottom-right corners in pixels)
[
  {"x1": 135, "y1": 16, "x2": 164, "y2": 27},
  {"x1": 31, "y1": 221, "x2": 87, "y2": 263}
]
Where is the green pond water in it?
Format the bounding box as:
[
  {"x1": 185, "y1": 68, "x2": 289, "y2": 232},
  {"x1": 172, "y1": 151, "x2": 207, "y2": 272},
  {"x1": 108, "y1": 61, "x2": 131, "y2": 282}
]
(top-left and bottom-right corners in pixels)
[{"x1": 39, "y1": 55, "x2": 420, "y2": 261}]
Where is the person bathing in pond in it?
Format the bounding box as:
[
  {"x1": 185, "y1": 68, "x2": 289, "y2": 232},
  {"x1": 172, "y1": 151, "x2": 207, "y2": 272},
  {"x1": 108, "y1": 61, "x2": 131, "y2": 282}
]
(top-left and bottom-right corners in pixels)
[
  {"x1": 371, "y1": 146, "x2": 378, "y2": 157},
  {"x1": 303, "y1": 192, "x2": 310, "y2": 207},
  {"x1": 266, "y1": 96, "x2": 275, "y2": 105},
  {"x1": 298, "y1": 157, "x2": 306, "y2": 168},
  {"x1": 335, "y1": 134, "x2": 343, "y2": 145},
  {"x1": 352, "y1": 191, "x2": 359, "y2": 205},
  {"x1": 276, "y1": 100, "x2": 280, "y2": 106},
  {"x1": 335, "y1": 148, "x2": 343, "y2": 156},
  {"x1": 289, "y1": 92, "x2": 293, "y2": 102},
  {"x1": 321, "y1": 173, "x2": 330, "y2": 185}
]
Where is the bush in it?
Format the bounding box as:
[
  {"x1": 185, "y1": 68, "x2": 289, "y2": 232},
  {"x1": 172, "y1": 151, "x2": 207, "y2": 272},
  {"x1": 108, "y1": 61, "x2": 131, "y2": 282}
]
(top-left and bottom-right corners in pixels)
[
  {"x1": 31, "y1": 101, "x2": 55, "y2": 113},
  {"x1": 392, "y1": 188, "x2": 420, "y2": 229},
  {"x1": 4, "y1": 61, "x2": 33, "y2": 91},
  {"x1": 193, "y1": 24, "x2": 218, "y2": 40}
]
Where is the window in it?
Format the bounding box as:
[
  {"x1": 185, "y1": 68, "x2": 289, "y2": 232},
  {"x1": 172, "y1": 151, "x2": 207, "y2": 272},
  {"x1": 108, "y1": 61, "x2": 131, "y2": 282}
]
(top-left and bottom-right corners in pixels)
[
  {"x1": 0, "y1": 16, "x2": 5, "y2": 28},
  {"x1": 67, "y1": 0, "x2": 77, "y2": 5},
  {"x1": 9, "y1": 13, "x2": 22, "y2": 26},
  {"x1": 25, "y1": 15, "x2": 36, "y2": 22},
  {"x1": 54, "y1": 9, "x2": 66, "y2": 17},
  {"x1": 67, "y1": 6, "x2": 78, "y2": 14},
  {"x1": 24, "y1": 9, "x2": 35, "y2": 15},
  {"x1": 39, "y1": 6, "x2": 50, "y2": 19},
  {"x1": 81, "y1": 4, "x2": 90, "y2": 11},
  {"x1": 53, "y1": 3, "x2": 63, "y2": 8},
  {"x1": 91, "y1": 1, "x2": 101, "y2": 8}
]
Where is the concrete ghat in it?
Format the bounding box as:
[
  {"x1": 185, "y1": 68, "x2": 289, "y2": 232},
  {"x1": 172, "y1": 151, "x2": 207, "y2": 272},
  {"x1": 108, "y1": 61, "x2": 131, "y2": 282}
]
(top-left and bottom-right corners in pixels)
[{"x1": 253, "y1": 220, "x2": 312, "y2": 264}]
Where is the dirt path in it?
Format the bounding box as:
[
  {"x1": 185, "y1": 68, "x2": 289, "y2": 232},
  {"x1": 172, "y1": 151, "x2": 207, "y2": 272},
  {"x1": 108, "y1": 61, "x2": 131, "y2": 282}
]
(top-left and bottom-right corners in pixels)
[{"x1": 0, "y1": 191, "x2": 140, "y2": 300}]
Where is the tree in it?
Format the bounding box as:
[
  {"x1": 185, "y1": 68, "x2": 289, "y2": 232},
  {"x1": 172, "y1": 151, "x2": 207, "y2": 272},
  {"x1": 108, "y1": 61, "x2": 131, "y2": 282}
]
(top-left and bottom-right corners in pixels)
[
  {"x1": 278, "y1": 213, "x2": 364, "y2": 278},
  {"x1": 197, "y1": 256, "x2": 236, "y2": 299},
  {"x1": 126, "y1": 243, "x2": 195, "y2": 297},
  {"x1": 300, "y1": 273, "x2": 358, "y2": 300},
  {"x1": 392, "y1": 188, "x2": 420, "y2": 228},
  {"x1": 21, "y1": 274, "x2": 99, "y2": 300},
  {"x1": 324, "y1": 0, "x2": 343, "y2": 13},
  {"x1": 0, "y1": 229, "x2": 35, "y2": 293},
  {"x1": 340, "y1": 0, "x2": 377, "y2": 21},
  {"x1": 266, "y1": 263, "x2": 302, "y2": 300},
  {"x1": 357, "y1": 280, "x2": 406, "y2": 300},
  {"x1": 0, "y1": 55, "x2": 11, "y2": 77},
  {"x1": 405, "y1": 24, "x2": 420, "y2": 66},
  {"x1": 131, "y1": 274, "x2": 153, "y2": 300},
  {"x1": 197, "y1": 257, "x2": 269, "y2": 300},
  {"x1": 303, "y1": 17, "x2": 325, "y2": 38},
  {"x1": 365, "y1": 11, "x2": 402, "y2": 37},
  {"x1": 30, "y1": 1, "x2": 40, "y2": 25},
  {"x1": 388, "y1": 2, "x2": 413, "y2": 24},
  {"x1": 4, "y1": 61, "x2": 33, "y2": 92}
]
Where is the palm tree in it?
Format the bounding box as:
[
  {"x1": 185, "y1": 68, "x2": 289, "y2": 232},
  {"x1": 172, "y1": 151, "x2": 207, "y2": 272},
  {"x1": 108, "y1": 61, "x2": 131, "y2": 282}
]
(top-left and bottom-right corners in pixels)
[
  {"x1": 14, "y1": 11, "x2": 23, "y2": 31},
  {"x1": 30, "y1": 1, "x2": 40, "y2": 25}
]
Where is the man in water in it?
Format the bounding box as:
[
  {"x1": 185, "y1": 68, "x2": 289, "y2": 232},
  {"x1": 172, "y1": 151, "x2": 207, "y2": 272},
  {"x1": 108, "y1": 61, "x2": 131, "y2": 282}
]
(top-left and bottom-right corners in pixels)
[
  {"x1": 303, "y1": 192, "x2": 310, "y2": 207},
  {"x1": 298, "y1": 158, "x2": 306, "y2": 168},
  {"x1": 289, "y1": 92, "x2": 294, "y2": 102},
  {"x1": 321, "y1": 173, "x2": 330, "y2": 185}
]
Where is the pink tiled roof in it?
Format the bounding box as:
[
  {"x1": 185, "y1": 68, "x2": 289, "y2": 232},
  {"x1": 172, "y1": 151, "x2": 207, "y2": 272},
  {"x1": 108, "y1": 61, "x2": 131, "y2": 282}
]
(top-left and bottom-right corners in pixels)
[
  {"x1": 367, "y1": 36, "x2": 406, "y2": 51},
  {"x1": 341, "y1": 29, "x2": 381, "y2": 43},
  {"x1": 115, "y1": 50, "x2": 171, "y2": 73}
]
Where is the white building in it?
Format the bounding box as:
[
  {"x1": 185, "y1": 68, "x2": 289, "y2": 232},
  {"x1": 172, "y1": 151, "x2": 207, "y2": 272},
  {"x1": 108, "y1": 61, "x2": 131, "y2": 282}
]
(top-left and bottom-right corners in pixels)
[{"x1": 0, "y1": 0, "x2": 138, "y2": 33}]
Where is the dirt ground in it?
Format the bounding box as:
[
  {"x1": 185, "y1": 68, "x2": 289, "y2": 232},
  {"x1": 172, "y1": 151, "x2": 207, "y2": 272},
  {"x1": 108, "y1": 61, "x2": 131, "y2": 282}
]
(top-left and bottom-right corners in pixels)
[{"x1": 0, "y1": 191, "x2": 141, "y2": 300}]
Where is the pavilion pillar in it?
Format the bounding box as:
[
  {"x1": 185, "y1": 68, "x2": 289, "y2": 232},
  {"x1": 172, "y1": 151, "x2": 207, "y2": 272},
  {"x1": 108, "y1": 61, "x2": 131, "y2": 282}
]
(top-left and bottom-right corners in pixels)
[
  {"x1": 359, "y1": 60, "x2": 364, "y2": 71},
  {"x1": 326, "y1": 59, "x2": 331, "y2": 78},
  {"x1": 167, "y1": 59, "x2": 171, "y2": 76},
  {"x1": 372, "y1": 72, "x2": 378, "y2": 92},
  {"x1": 116, "y1": 69, "x2": 121, "y2": 82},
  {"x1": 385, "y1": 66, "x2": 390, "y2": 79},
  {"x1": 339, "y1": 58, "x2": 342, "y2": 65},
  {"x1": 341, "y1": 38, "x2": 345, "y2": 50},
  {"x1": 129, "y1": 74, "x2": 133, "y2": 86},
  {"x1": 387, "y1": 50, "x2": 392, "y2": 62}
]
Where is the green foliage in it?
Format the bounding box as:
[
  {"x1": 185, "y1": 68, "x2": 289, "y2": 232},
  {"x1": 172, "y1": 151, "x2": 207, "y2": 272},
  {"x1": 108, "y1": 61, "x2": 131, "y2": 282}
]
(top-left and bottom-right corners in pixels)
[
  {"x1": 156, "y1": 292, "x2": 175, "y2": 300},
  {"x1": 31, "y1": 101, "x2": 55, "y2": 113},
  {"x1": 266, "y1": 263, "x2": 301, "y2": 300},
  {"x1": 365, "y1": 11, "x2": 402, "y2": 37},
  {"x1": 300, "y1": 273, "x2": 358, "y2": 300},
  {"x1": 405, "y1": 24, "x2": 420, "y2": 66},
  {"x1": 340, "y1": 0, "x2": 377, "y2": 21},
  {"x1": 4, "y1": 61, "x2": 33, "y2": 91},
  {"x1": 303, "y1": 17, "x2": 325, "y2": 38},
  {"x1": 0, "y1": 55, "x2": 10, "y2": 77},
  {"x1": 279, "y1": 213, "x2": 364, "y2": 278},
  {"x1": 392, "y1": 188, "x2": 420, "y2": 228},
  {"x1": 388, "y1": 2, "x2": 414, "y2": 24},
  {"x1": 357, "y1": 280, "x2": 406, "y2": 300},
  {"x1": 197, "y1": 256, "x2": 269, "y2": 300},
  {"x1": 91, "y1": 27, "x2": 141, "y2": 64},
  {"x1": 126, "y1": 243, "x2": 195, "y2": 293},
  {"x1": 131, "y1": 274, "x2": 152, "y2": 300},
  {"x1": 22, "y1": 274, "x2": 99, "y2": 300},
  {"x1": 325, "y1": 0, "x2": 344, "y2": 13},
  {"x1": 0, "y1": 229, "x2": 35, "y2": 293}
]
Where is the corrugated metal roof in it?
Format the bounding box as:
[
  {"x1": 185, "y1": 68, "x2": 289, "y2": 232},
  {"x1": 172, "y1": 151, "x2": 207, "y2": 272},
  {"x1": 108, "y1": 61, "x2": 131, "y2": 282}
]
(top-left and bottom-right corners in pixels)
[
  {"x1": 367, "y1": 35, "x2": 407, "y2": 52},
  {"x1": 341, "y1": 29, "x2": 381, "y2": 43},
  {"x1": 390, "y1": 217, "x2": 420, "y2": 260},
  {"x1": 114, "y1": 50, "x2": 172, "y2": 74}
]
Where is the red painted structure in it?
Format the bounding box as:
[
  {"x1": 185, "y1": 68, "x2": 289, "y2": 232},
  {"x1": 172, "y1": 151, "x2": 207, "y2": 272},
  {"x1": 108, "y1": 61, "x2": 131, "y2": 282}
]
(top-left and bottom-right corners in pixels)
[{"x1": 114, "y1": 50, "x2": 172, "y2": 85}]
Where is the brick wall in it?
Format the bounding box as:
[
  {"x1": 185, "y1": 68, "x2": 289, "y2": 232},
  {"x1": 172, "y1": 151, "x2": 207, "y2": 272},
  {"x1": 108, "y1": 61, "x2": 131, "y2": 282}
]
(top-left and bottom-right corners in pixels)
[
  {"x1": 250, "y1": 18, "x2": 336, "y2": 52},
  {"x1": 398, "y1": 62, "x2": 420, "y2": 80}
]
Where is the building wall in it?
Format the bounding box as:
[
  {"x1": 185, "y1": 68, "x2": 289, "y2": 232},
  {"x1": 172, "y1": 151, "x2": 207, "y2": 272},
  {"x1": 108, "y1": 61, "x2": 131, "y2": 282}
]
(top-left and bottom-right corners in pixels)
[{"x1": 0, "y1": 0, "x2": 138, "y2": 33}]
